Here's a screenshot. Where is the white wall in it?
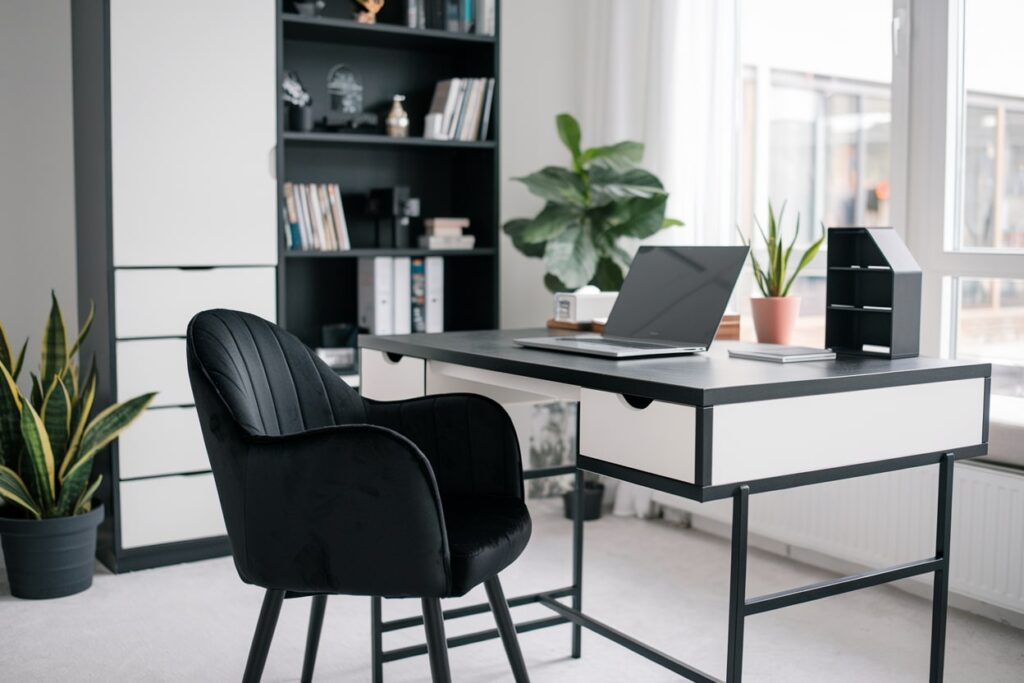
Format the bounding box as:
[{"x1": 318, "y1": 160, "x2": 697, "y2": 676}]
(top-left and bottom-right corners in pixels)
[
  {"x1": 0, "y1": 1, "x2": 78, "y2": 373},
  {"x1": 499, "y1": 0, "x2": 585, "y2": 329}
]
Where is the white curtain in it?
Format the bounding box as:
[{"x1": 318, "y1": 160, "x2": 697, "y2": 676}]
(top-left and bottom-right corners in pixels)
[{"x1": 578, "y1": 0, "x2": 740, "y2": 516}]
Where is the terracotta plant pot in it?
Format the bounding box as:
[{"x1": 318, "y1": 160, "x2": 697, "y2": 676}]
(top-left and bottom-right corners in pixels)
[{"x1": 750, "y1": 296, "x2": 801, "y2": 345}]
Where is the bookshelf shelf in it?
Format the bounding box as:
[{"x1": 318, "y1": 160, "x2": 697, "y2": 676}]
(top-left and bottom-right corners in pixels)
[
  {"x1": 282, "y1": 14, "x2": 496, "y2": 49},
  {"x1": 284, "y1": 247, "x2": 496, "y2": 259},
  {"x1": 283, "y1": 131, "x2": 495, "y2": 149}
]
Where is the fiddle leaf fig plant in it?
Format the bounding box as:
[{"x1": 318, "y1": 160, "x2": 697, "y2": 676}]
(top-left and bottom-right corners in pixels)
[
  {"x1": 737, "y1": 201, "x2": 826, "y2": 297},
  {"x1": 503, "y1": 113, "x2": 682, "y2": 292},
  {"x1": 0, "y1": 293, "x2": 155, "y2": 519}
]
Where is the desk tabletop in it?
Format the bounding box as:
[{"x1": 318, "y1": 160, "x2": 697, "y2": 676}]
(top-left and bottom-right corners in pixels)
[{"x1": 360, "y1": 328, "x2": 990, "y2": 406}]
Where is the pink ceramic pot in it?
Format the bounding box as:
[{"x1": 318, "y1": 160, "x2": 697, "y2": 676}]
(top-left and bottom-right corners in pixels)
[{"x1": 750, "y1": 296, "x2": 801, "y2": 345}]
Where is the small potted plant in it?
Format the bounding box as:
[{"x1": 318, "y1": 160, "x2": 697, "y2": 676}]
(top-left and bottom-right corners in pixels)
[
  {"x1": 737, "y1": 202, "x2": 825, "y2": 345},
  {"x1": 0, "y1": 294, "x2": 154, "y2": 599}
]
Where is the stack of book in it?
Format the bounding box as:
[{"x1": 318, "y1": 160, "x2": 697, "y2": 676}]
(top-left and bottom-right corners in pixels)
[
  {"x1": 283, "y1": 182, "x2": 351, "y2": 252},
  {"x1": 419, "y1": 217, "x2": 474, "y2": 250},
  {"x1": 423, "y1": 78, "x2": 495, "y2": 142},
  {"x1": 358, "y1": 256, "x2": 444, "y2": 335},
  {"x1": 405, "y1": 0, "x2": 496, "y2": 35}
]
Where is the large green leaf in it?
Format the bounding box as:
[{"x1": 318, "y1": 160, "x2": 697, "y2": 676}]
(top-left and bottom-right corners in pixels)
[
  {"x1": 20, "y1": 399, "x2": 55, "y2": 514},
  {"x1": 0, "y1": 465, "x2": 40, "y2": 519},
  {"x1": 514, "y1": 167, "x2": 586, "y2": 206},
  {"x1": 556, "y1": 113, "x2": 582, "y2": 167},
  {"x1": 543, "y1": 273, "x2": 568, "y2": 293},
  {"x1": 502, "y1": 219, "x2": 546, "y2": 258},
  {"x1": 40, "y1": 291, "x2": 68, "y2": 390},
  {"x1": 0, "y1": 362, "x2": 23, "y2": 468},
  {"x1": 542, "y1": 222, "x2": 598, "y2": 290},
  {"x1": 517, "y1": 203, "x2": 579, "y2": 244},
  {"x1": 590, "y1": 257, "x2": 626, "y2": 291},
  {"x1": 589, "y1": 168, "x2": 666, "y2": 206},
  {"x1": 607, "y1": 194, "x2": 671, "y2": 240},
  {"x1": 42, "y1": 377, "x2": 71, "y2": 467},
  {"x1": 581, "y1": 141, "x2": 644, "y2": 172}
]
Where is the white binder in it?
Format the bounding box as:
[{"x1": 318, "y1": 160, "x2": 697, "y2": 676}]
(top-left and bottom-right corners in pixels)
[
  {"x1": 392, "y1": 256, "x2": 412, "y2": 334},
  {"x1": 425, "y1": 256, "x2": 444, "y2": 333},
  {"x1": 357, "y1": 257, "x2": 394, "y2": 335}
]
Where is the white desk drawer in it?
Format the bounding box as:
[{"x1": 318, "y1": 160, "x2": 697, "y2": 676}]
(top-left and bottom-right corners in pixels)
[
  {"x1": 580, "y1": 389, "x2": 696, "y2": 483},
  {"x1": 118, "y1": 407, "x2": 209, "y2": 479},
  {"x1": 117, "y1": 339, "x2": 191, "y2": 407},
  {"x1": 360, "y1": 349, "x2": 424, "y2": 401},
  {"x1": 114, "y1": 267, "x2": 276, "y2": 339},
  {"x1": 119, "y1": 473, "x2": 225, "y2": 549}
]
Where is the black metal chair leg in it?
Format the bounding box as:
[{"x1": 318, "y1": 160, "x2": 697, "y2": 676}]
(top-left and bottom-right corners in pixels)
[
  {"x1": 243, "y1": 589, "x2": 285, "y2": 683},
  {"x1": 421, "y1": 598, "x2": 452, "y2": 683},
  {"x1": 301, "y1": 594, "x2": 328, "y2": 683},
  {"x1": 484, "y1": 576, "x2": 530, "y2": 683}
]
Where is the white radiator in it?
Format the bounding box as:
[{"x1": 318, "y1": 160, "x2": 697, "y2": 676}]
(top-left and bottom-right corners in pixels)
[{"x1": 652, "y1": 461, "x2": 1024, "y2": 626}]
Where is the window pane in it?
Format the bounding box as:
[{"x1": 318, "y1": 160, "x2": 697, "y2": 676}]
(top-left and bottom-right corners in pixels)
[
  {"x1": 769, "y1": 86, "x2": 817, "y2": 237},
  {"x1": 959, "y1": 0, "x2": 1024, "y2": 251},
  {"x1": 956, "y1": 278, "x2": 1024, "y2": 398}
]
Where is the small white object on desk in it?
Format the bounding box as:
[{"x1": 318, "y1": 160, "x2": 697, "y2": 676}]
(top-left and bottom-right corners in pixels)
[
  {"x1": 728, "y1": 344, "x2": 837, "y2": 363},
  {"x1": 554, "y1": 287, "x2": 618, "y2": 323}
]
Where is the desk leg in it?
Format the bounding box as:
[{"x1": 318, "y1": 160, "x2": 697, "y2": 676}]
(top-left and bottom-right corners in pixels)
[
  {"x1": 727, "y1": 486, "x2": 750, "y2": 682},
  {"x1": 930, "y1": 453, "x2": 955, "y2": 682},
  {"x1": 572, "y1": 467, "x2": 585, "y2": 659}
]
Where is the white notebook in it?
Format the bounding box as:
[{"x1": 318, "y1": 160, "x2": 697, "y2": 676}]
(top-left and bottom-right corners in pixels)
[{"x1": 727, "y1": 345, "x2": 836, "y2": 363}]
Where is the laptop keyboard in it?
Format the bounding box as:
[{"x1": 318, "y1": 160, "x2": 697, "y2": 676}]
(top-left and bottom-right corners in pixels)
[{"x1": 558, "y1": 337, "x2": 675, "y2": 350}]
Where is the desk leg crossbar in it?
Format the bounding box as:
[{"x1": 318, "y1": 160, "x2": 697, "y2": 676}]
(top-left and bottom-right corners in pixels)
[{"x1": 369, "y1": 465, "x2": 582, "y2": 683}]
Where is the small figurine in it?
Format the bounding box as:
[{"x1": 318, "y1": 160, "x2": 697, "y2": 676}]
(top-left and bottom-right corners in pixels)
[
  {"x1": 352, "y1": 0, "x2": 384, "y2": 24},
  {"x1": 385, "y1": 95, "x2": 410, "y2": 138}
]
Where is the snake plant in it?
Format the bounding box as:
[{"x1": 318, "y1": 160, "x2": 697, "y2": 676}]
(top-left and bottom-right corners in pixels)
[
  {"x1": 503, "y1": 113, "x2": 682, "y2": 292},
  {"x1": 0, "y1": 293, "x2": 155, "y2": 519},
  {"x1": 737, "y1": 201, "x2": 826, "y2": 297}
]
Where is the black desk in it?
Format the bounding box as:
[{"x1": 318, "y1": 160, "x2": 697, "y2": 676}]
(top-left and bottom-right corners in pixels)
[{"x1": 360, "y1": 329, "x2": 990, "y2": 682}]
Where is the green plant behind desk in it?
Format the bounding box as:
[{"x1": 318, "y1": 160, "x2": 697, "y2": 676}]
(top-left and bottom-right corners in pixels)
[
  {"x1": 503, "y1": 113, "x2": 682, "y2": 292},
  {"x1": 0, "y1": 294, "x2": 155, "y2": 519}
]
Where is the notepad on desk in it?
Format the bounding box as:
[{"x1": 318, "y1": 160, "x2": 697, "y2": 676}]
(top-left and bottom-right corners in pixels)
[{"x1": 728, "y1": 344, "x2": 837, "y2": 363}]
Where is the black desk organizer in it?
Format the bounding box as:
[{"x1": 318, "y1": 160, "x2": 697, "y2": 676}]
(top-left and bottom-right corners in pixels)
[{"x1": 825, "y1": 227, "x2": 922, "y2": 359}]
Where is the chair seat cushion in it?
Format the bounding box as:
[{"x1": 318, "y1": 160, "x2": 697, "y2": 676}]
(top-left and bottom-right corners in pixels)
[{"x1": 442, "y1": 496, "x2": 532, "y2": 597}]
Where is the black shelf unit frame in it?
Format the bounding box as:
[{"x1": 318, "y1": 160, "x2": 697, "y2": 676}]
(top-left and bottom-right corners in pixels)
[
  {"x1": 276, "y1": 1, "x2": 501, "y2": 348},
  {"x1": 824, "y1": 227, "x2": 922, "y2": 359}
]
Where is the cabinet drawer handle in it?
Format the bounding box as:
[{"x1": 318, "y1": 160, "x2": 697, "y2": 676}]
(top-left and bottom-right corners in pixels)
[
  {"x1": 621, "y1": 395, "x2": 653, "y2": 410},
  {"x1": 385, "y1": 352, "x2": 404, "y2": 364}
]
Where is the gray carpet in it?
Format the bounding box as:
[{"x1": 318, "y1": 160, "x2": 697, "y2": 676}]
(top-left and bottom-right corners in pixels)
[{"x1": 2, "y1": 500, "x2": 1022, "y2": 681}]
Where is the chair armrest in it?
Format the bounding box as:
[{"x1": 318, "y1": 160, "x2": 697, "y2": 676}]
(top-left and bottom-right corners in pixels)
[
  {"x1": 365, "y1": 394, "x2": 524, "y2": 500},
  {"x1": 239, "y1": 424, "x2": 451, "y2": 597}
]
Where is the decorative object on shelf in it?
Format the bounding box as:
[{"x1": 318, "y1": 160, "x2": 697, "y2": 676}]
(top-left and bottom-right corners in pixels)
[
  {"x1": 385, "y1": 95, "x2": 410, "y2": 138},
  {"x1": 736, "y1": 201, "x2": 825, "y2": 345},
  {"x1": 282, "y1": 71, "x2": 314, "y2": 132},
  {"x1": 321, "y1": 64, "x2": 379, "y2": 131},
  {"x1": 368, "y1": 186, "x2": 420, "y2": 248},
  {"x1": 503, "y1": 113, "x2": 683, "y2": 293},
  {"x1": 293, "y1": 0, "x2": 326, "y2": 16},
  {"x1": 352, "y1": 0, "x2": 384, "y2": 24},
  {"x1": 0, "y1": 294, "x2": 155, "y2": 598},
  {"x1": 825, "y1": 227, "x2": 921, "y2": 359},
  {"x1": 419, "y1": 216, "x2": 473, "y2": 249}
]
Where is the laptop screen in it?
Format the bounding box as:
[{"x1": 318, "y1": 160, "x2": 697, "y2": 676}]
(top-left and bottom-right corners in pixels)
[{"x1": 602, "y1": 246, "x2": 749, "y2": 346}]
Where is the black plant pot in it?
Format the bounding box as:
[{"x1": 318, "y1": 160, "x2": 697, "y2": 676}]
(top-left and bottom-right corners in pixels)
[
  {"x1": 0, "y1": 504, "x2": 103, "y2": 599},
  {"x1": 562, "y1": 483, "x2": 605, "y2": 521},
  {"x1": 287, "y1": 104, "x2": 314, "y2": 132}
]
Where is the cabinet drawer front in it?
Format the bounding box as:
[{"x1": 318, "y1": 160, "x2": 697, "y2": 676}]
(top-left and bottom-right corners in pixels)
[
  {"x1": 118, "y1": 407, "x2": 209, "y2": 479},
  {"x1": 117, "y1": 339, "x2": 191, "y2": 407},
  {"x1": 580, "y1": 389, "x2": 696, "y2": 483},
  {"x1": 114, "y1": 268, "x2": 276, "y2": 339},
  {"x1": 119, "y1": 474, "x2": 225, "y2": 549},
  {"x1": 360, "y1": 349, "x2": 425, "y2": 401}
]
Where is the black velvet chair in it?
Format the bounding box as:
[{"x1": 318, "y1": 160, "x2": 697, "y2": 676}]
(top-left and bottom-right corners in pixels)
[{"x1": 186, "y1": 309, "x2": 532, "y2": 683}]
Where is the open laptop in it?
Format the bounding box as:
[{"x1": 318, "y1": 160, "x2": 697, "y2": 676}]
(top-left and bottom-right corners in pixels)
[{"x1": 515, "y1": 246, "x2": 749, "y2": 358}]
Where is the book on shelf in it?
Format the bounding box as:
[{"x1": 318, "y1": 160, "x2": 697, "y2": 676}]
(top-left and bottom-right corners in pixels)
[
  {"x1": 425, "y1": 217, "x2": 470, "y2": 234},
  {"x1": 418, "y1": 235, "x2": 476, "y2": 250},
  {"x1": 412, "y1": 0, "x2": 488, "y2": 33},
  {"x1": 424, "y1": 77, "x2": 495, "y2": 141},
  {"x1": 358, "y1": 256, "x2": 445, "y2": 335},
  {"x1": 283, "y1": 182, "x2": 351, "y2": 252}
]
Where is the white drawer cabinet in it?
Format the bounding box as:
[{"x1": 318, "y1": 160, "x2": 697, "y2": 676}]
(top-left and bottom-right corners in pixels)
[
  {"x1": 118, "y1": 407, "x2": 209, "y2": 479},
  {"x1": 114, "y1": 268, "x2": 276, "y2": 339},
  {"x1": 119, "y1": 474, "x2": 226, "y2": 549},
  {"x1": 360, "y1": 349, "x2": 425, "y2": 401},
  {"x1": 116, "y1": 339, "x2": 191, "y2": 407}
]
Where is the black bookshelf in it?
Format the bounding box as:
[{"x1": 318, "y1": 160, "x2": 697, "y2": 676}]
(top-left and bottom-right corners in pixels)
[{"x1": 276, "y1": 2, "x2": 501, "y2": 348}]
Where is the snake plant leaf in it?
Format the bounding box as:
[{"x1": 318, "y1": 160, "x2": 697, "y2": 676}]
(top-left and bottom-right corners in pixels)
[
  {"x1": 62, "y1": 366, "x2": 96, "y2": 480},
  {"x1": 72, "y1": 474, "x2": 102, "y2": 515},
  {"x1": 782, "y1": 226, "x2": 827, "y2": 296},
  {"x1": 543, "y1": 221, "x2": 598, "y2": 290},
  {"x1": 589, "y1": 168, "x2": 666, "y2": 206},
  {"x1": 580, "y1": 141, "x2": 644, "y2": 172},
  {"x1": 514, "y1": 167, "x2": 586, "y2": 207},
  {"x1": 502, "y1": 219, "x2": 546, "y2": 258},
  {"x1": 11, "y1": 339, "x2": 27, "y2": 381},
  {"x1": 42, "y1": 377, "x2": 71, "y2": 467},
  {"x1": 663, "y1": 218, "x2": 684, "y2": 228},
  {"x1": 0, "y1": 465, "x2": 41, "y2": 519},
  {"x1": 556, "y1": 113, "x2": 582, "y2": 168},
  {"x1": 516, "y1": 203, "x2": 578, "y2": 244},
  {"x1": 68, "y1": 301, "x2": 94, "y2": 359},
  {"x1": 29, "y1": 372, "x2": 43, "y2": 413},
  {"x1": 40, "y1": 291, "x2": 68, "y2": 390},
  {"x1": 20, "y1": 398, "x2": 55, "y2": 513},
  {"x1": 0, "y1": 362, "x2": 23, "y2": 467},
  {"x1": 607, "y1": 194, "x2": 671, "y2": 240},
  {"x1": 0, "y1": 321, "x2": 12, "y2": 372}
]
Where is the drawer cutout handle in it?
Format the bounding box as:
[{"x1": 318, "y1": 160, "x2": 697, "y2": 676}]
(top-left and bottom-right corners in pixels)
[
  {"x1": 385, "y1": 352, "x2": 404, "y2": 364},
  {"x1": 620, "y1": 394, "x2": 653, "y2": 410}
]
